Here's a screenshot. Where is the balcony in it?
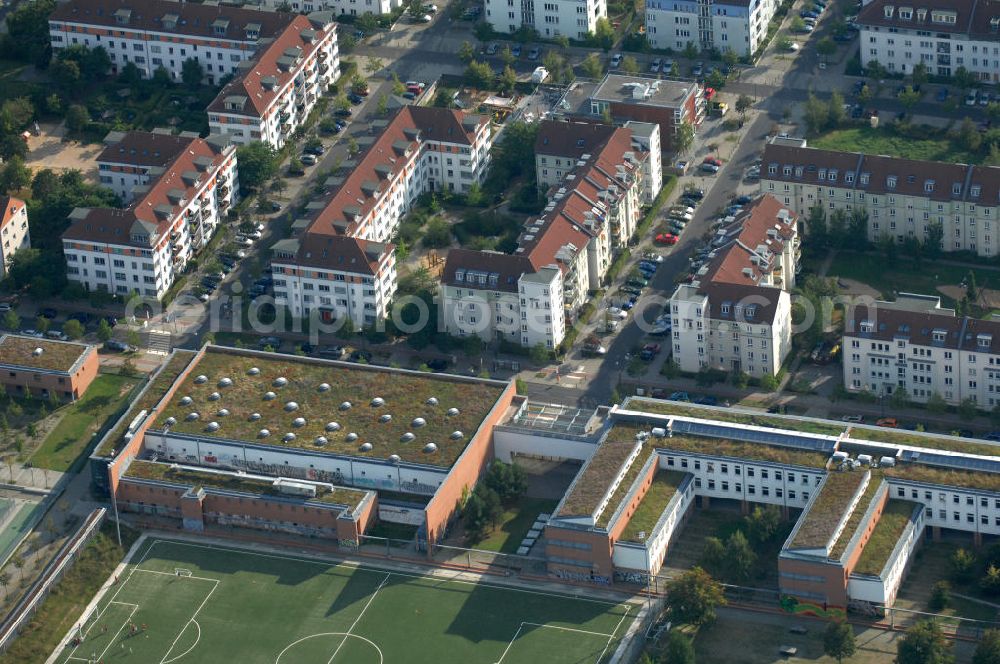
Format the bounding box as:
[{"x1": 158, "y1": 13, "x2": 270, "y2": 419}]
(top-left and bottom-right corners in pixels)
[
  {"x1": 318, "y1": 63, "x2": 329, "y2": 74},
  {"x1": 200, "y1": 197, "x2": 211, "y2": 209},
  {"x1": 279, "y1": 111, "x2": 291, "y2": 122},
  {"x1": 217, "y1": 184, "x2": 229, "y2": 197},
  {"x1": 219, "y1": 199, "x2": 230, "y2": 210},
  {"x1": 318, "y1": 51, "x2": 328, "y2": 61},
  {"x1": 171, "y1": 243, "x2": 182, "y2": 254}
]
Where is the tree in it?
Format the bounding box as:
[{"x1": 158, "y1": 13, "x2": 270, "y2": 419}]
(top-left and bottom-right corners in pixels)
[
  {"x1": 593, "y1": 17, "x2": 615, "y2": 50},
  {"x1": 621, "y1": 56, "x2": 640, "y2": 76},
  {"x1": 790, "y1": 16, "x2": 806, "y2": 32},
  {"x1": 823, "y1": 621, "x2": 856, "y2": 664},
  {"x1": 50, "y1": 58, "x2": 82, "y2": 95},
  {"x1": 723, "y1": 530, "x2": 755, "y2": 583},
  {"x1": 722, "y1": 47, "x2": 738, "y2": 71},
  {"x1": 662, "y1": 630, "x2": 696, "y2": 664},
  {"x1": 126, "y1": 328, "x2": 141, "y2": 349},
  {"x1": 65, "y1": 104, "x2": 90, "y2": 133},
  {"x1": 967, "y1": 270, "x2": 980, "y2": 303},
  {"x1": 816, "y1": 37, "x2": 836, "y2": 60},
  {"x1": 391, "y1": 73, "x2": 406, "y2": 96},
  {"x1": 0, "y1": 157, "x2": 31, "y2": 195},
  {"x1": 828, "y1": 91, "x2": 847, "y2": 128},
  {"x1": 498, "y1": 65, "x2": 517, "y2": 93},
  {"x1": 683, "y1": 42, "x2": 699, "y2": 59},
  {"x1": 974, "y1": 629, "x2": 1000, "y2": 664},
  {"x1": 898, "y1": 85, "x2": 921, "y2": 114},
  {"x1": 925, "y1": 221, "x2": 944, "y2": 259},
  {"x1": 529, "y1": 343, "x2": 549, "y2": 365},
  {"x1": 357, "y1": 12, "x2": 379, "y2": 34},
  {"x1": 896, "y1": 619, "x2": 954, "y2": 664},
  {"x1": 500, "y1": 45, "x2": 515, "y2": 68},
  {"x1": 665, "y1": 567, "x2": 726, "y2": 626},
  {"x1": 483, "y1": 461, "x2": 527, "y2": 504},
  {"x1": 464, "y1": 60, "x2": 494, "y2": 88},
  {"x1": 422, "y1": 217, "x2": 451, "y2": 248},
  {"x1": 674, "y1": 121, "x2": 695, "y2": 154},
  {"x1": 458, "y1": 41, "x2": 475, "y2": 63},
  {"x1": 34, "y1": 316, "x2": 49, "y2": 334},
  {"x1": 735, "y1": 94, "x2": 753, "y2": 122},
  {"x1": 376, "y1": 94, "x2": 388, "y2": 116},
  {"x1": 63, "y1": 319, "x2": 84, "y2": 340},
  {"x1": 701, "y1": 536, "x2": 725, "y2": 574},
  {"x1": 891, "y1": 385, "x2": 910, "y2": 408},
  {"x1": 929, "y1": 580, "x2": 951, "y2": 611},
  {"x1": 744, "y1": 505, "x2": 781, "y2": 544},
  {"x1": 858, "y1": 83, "x2": 873, "y2": 105},
  {"x1": 3, "y1": 0, "x2": 56, "y2": 66},
  {"x1": 235, "y1": 142, "x2": 279, "y2": 191},
  {"x1": 926, "y1": 392, "x2": 948, "y2": 414},
  {"x1": 959, "y1": 397, "x2": 979, "y2": 420},
  {"x1": 912, "y1": 62, "x2": 929, "y2": 87},
  {"x1": 803, "y1": 93, "x2": 830, "y2": 135},
  {"x1": 2, "y1": 311, "x2": 18, "y2": 332},
  {"x1": 179, "y1": 58, "x2": 203, "y2": 87},
  {"x1": 365, "y1": 56, "x2": 384, "y2": 74},
  {"x1": 957, "y1": 116, "x2": 983, "y2": 152},
  {"x1": 954, "y1": 66, "x2": 977, "y2": 91},
  {"x1": 582, "y1": 53, "x2": 603, "y2": 79}
]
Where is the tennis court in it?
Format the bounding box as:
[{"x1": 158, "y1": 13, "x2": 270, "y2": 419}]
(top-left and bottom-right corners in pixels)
[{"x1": 55, "y1": 537, "x2": 634, "y2": 664}]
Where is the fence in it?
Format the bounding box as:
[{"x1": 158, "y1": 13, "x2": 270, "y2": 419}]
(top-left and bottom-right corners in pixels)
[{"x1": 0, "y1": 507, "x2": 106, "y2": 653}]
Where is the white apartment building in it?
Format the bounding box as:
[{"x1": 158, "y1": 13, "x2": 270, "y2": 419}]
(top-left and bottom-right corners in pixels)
[
  {"x1": 63, "y1": 135, "x2": 237, "y2": 300},
  {"x1": 483, "y1": 0, "x2": 607, "y2": 40},
  {"x1": 247, "y1": 0, "x2": 403, "y2": 16},
  {"x1": 48, "y1": 0, "x2": 294, "y2": 85},
  {"x1": 270, "y1": 234, "x2": 396, "y2": 328},
  {"x1": 669, "y1": 195, "x2": 799, "y2": 377},
  {"x1": 761, "y1": 137, "x2": 1000, "y2": 257},
  {"x1": 207, "y1": 14, "x2": 339, "y2": 149},
  {"x1": 645, "y1": 0, "x2": 777, "y2": 57},
  {"x1": 441, "y1": 250, "x2": 565, "y2": 349},
  {"x1": 857, "y1": 0, "x2": 1000, "y2": 83},
  {"x1": 97, "y1": 130, "x2": 206, "y2": 202},
  {"x1": 625, "y1": 120, "x2": 663, "y2": 205},
  {"x1": 843, "y1": 293, "x2": 1000, "y2": 407},
  {"x1": 272, "y1": 106, "x2": 492, "y2": 324},
  {"x1": 0, "y1": 197, "x2": 30, "y2": 277}
]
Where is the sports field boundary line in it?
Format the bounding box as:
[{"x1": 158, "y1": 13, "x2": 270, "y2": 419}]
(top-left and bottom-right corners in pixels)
[
  {"x1": 65, "y1": 601, "x2": 139, "y2": 664},
  {"x1": 494, "y1": 621, "x2": 619, "y2": 664},
  {"x1": 326, "y1": 573, "x2": 389, "y2": 664},
  {"x1": 144, "y1": 536, "x2": 629, "y2": 611},
  {"x1": 596, "y1": 606, "x2": 631, "y2": 664},
  {"x1": 162, "y1": 619, "x2": 201, "y2": 664},
  {"x1": 158, "y1": 576, "x2": 219, "y2": 664},
  {"x1": 45, "y1": 533, "x2": 152, "y2": 664}
]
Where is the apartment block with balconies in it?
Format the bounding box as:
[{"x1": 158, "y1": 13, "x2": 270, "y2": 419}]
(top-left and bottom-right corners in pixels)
[
  {"x1": 0, "y1": 197, "x2": 30, "y2": 278},
  {"x1": 62, "y1": 135, "x2": 237, "y2": 300},
  {"x1": 484, "y1": 0, "x2": 606, "y2": 40}
]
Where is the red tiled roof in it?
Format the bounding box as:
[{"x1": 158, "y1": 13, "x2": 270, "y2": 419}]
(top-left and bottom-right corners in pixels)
[
  {"x1": 207, "y1": 14, "x2": 334, "y2": 118},
  {"x1": 306, "y1": 106, "x2": 486, "y2": 238},
  {"x1": 50, "y1": 0, "x2": 292, "y2": 41},
  {"x1": 97, "y1": 131, "x2": 196, "y2": 168},
  {"x1": 0, "y1": 197, "x2": 25, "y2": 231},
  {"x1": 63, "y1": 137, "x2": 230, "y2": 246}
]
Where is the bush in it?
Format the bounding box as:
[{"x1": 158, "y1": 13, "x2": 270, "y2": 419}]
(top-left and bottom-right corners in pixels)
[
  {"x1": 951, "y1": 548, "x2": 976, "y2": 583},
  {"x1": 929, "y1": 580, "x2": 951, "y2": 611}
]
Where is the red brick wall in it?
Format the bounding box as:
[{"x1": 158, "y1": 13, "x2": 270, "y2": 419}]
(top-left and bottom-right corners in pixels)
[
  {"x1": 608, "y1": 456, "x2": 657, "y2": 543},
  {"x1": 608, "y1": 103, "x2": 676, "y2": 149},
  {"x1": 545, "y1": 526, "x2": 614, "y2": 580},
  {"x1": 843, "y1": 488, "x2": 889, "y2": 575},
  {"x1": 778, "y1": 556, "x2": 849, "y2": 607},
  {"x1": 423, "y1": 381, "x2": 517, "y2": 547},
  {"x1": 0, "y1": 346, "x2": 99, "y2": 401}
]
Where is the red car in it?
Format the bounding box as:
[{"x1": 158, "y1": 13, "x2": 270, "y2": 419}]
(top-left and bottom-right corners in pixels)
[
  {"x1": 655, "y1": 233, "x2": 678, "y2": 245},
  {"x1": 702, "y1": 156, "x2": 723, "y2": 167}
]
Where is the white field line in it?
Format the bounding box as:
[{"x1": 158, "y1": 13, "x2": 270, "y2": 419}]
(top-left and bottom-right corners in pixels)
[
  {"x1": 326, "y1": 573, "x2": 390, "y2": 664},
  {"x1": 162, "y1": 619, "x2": 201, "y2": 664},
  {"x1": 493, "y1": 623, "x2": 524, "y2": 664},
  {"x1": 494, "y1": 621, "x2": 616, "y2": 664},
  {"x1": 158, "y1": 578, "x2": 219, "y2": 664},
  {"x1": 88, "y1": 603, "x2": 139, "y2": 664},
  {"x1": 147, "y1": 538, "x2": 622, "y2": 608},
  {"x1": 134, "y1": 568, "x2": 217, "y2": 584},
  {"x1": 595, "y1": 607, "x2": 632, "y2": 664}
]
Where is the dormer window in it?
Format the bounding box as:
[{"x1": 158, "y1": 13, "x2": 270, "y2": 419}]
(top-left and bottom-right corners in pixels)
[
  {"x1": 861, "y1": 320, "x2": 874, "y2": 333},
  {"x1": 114, "y1": 8, "x2": 131, "y2": 24},
  {"x1": 933, "y1": 329, "x2": 946, "y2": 342},
  {"x1": 454, "y1": 269, "x2": 465, "y2": 282},
  {"x1": 768, "y1": 163, "x2": 778, "y2": 175},
  {"x1": 972, "y1": 185, "x2": 982, "y2": 198},
  {"x1": 899, "y1": 7, "x2": 912, "y2": 19},
  {"x1": 931, "y1": 10, "x2": 956, "y2": 24},
  {"x1": 887, "y1": 175, "x2": 897, "y2": 189},
  {"x1": 925, "y1": 179, "x2": 935, "y2": 193},
  {"x1": 818, "y1": 169, "x2": 826, "y2": 181},
  {"x1": 953, "y1": 183, "x2": 962, "y2": 196},
  {"x1": 979, "y1": 334, "x2": 993, "y2": 348},
  {"x1": 884, "y1": 4, "x2": 894, "y2": 18},
  {"x1": 794, "y1": 166, "x2": 804, "y2": 177},
  {"x1": 992, "y1": 17, "x2": 1000, "y2": 32},
  {"x1": 860, "y1": 172, "x2": 870, "y2": 185},
  {"x1": 845, "y1": 172, "x2": 855, "y2": 183},
  {"x1": 828, "y1": 169, "x2": 838, "y2": 182},
  {"x1": 917, "y1": 8, "x2": 926, "y2": 20},
  {"x1": 782, "y1": 165, "x2": 792, "y2": 176}
]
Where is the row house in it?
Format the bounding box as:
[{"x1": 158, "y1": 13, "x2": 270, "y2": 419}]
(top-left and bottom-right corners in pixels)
[
  {"x1": 48, "y1": 0, "x2": 294, "y2": 84},
  {"x1": 645, "y1": 0, "x2": 778, "y2": 57},
  {"x1": 483, "y1": 0, "x2": 607, "y2": 40},
  {"x1": 761, "y1": 136, "x2": 1000, "y2": 257},
  {"x1": 272, "y1": 106, "x2": 491, "y2": 325},
  {"x1": 207, "y1": 14, "x2": 339, "y2": 149},
  {"x1": 270, "y1": 234, "x2": 396, "y2": 329},
  {"x1": 843, "y1": 292, "x2": 1000, "y2": 407},
  {"x1": 0, "y1": 197, "x2": 30, "y2": 278},
  {"x1": 63, "y1": 135, "x2": 237, "y2": 300},
  {"x1": 669, "y1": 195, "x2": 799, "y2": 377},
  {"x1": 857, "y1": 0, "x2": 1000, "y2": 84}
]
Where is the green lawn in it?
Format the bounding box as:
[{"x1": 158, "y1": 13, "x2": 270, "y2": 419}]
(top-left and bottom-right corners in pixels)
[
  {"x1": 50, "y1": 537, "x2": 633, "y2": 664},
  {"x1": 30, "y1": 374, "x2": 139, "y2": 472},
  {"x1": 811, "y1": 125, "x2": 980, "y2": 164},
  {"x1": 825, "y1": 251, "x2": 1000, "y2": 309},
  {"x1": 474, "y1": 497, "x2": 559, "y2": 554}
]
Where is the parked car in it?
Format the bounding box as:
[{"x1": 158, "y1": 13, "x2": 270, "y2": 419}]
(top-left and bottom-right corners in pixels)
[
  {"x1": 607, "y1": 307, "x2": 629, "y2": 320},
  {"x1": 68, "y1": 312, "x2": 91, "y2": 324},
  {"x1": 967, "y1": 90, "x2": 978, "y2": 106},
  {"x1": 104, "y1": 339, "x2": 132, "y2": 352},
  {"x1": 620, "y1": 285, "x2": 642, "y2": 295},
  {"x1": 320, "y1": 345, "x2": 345, "y2": 359},
  {"x1": 683, "y1": 187, "x2": 705, "y2": 200},
  {"x1": 702, "y1": 156, "x2": 723, "y2": 167},
  {"x1": 258, "y1": 336, "x2": 282, "y2": 349},
  {"x1": 45, "y1": 330, "x2": 68, "y2": 341},
  {"x1": 334, "y1": 108, "x2": 353, "y2": 117},
  {"x1": 640, "y1": 343, "x2": 661, "y2": 360},
  {"x1": 692, "y1": 62, "x2": 704, "y2": 77},
  {"x1": 936, "y1": 87, "x2": 949, "y2": 102},
  {"x1": 733, "y1": 195, "x2": 752, "y2": 206},
  {"x1": 842, "y1": 414, "x2": 864, "y2": 423},
  {"x1": 985, "y1": 431, "x2": 1000, "y2": 442},
  {"x1": 300, "y1": 154, "x2": 318, "y2": 166},
  {"x1": 699, "y1": 162, "x2": 720, "y2": 174},
  {"x1": 626, "y1": 278, "x2": 648, "y2": 288},
  {"x1": 426, "y1": 358, "x2": 449, "y2": 372},
  {"x1": 610, "y1": 52, "x2": 623, "y2": 68},
  {"x1": 649, "y1": 58, "x2": 661, "y2": 73},
  {"x1": 669, "y1": 391, "x2": 690, "y2": 401},
  {"x1": 350, "y1": 349, "x2": 374, "y2": 363},
  {"x1": 694, "y1": 395, "x2": 718, "y2": 406},
  {"x1": 528, "y1": 47, "x2": 541, "y2": 60},
  {"x1": 485, "y1": 42, "x2": 499, "y2": 55},
  {"x1": 39, "y1": 308, "x2": 57, "y2": 319},
  {"x1": 655, "y1": 233, "x2": 678, "y2": 245},
  {"x1": 876, "y1": 417, "x2": 899, "y2": 428},
  {"x1": 512, "y1": 44, "x2": 522, "y2": 57},
  {"x1": 348, "y1": 92, "x2": 364, "y2": 104},
  {"x1": 642, "y1": 251, "x2": 664, "y2": 263},
  {"x1": 304, "y1": 144, "x2": 326, "y2": 155}
]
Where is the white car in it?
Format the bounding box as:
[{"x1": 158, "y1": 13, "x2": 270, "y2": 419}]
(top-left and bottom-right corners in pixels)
[
  {"x1": 642, "y1": 252, "x2": 664, "y2": 263},
  {"x1": 649, "y1": 58, "x2": 661, "y2": 73},
  {"x1": 610, "y1": 53, "x2": 623, "y2": 68},
  {"x1": 0, "y1": 303, "x2": 11, "y2": 313},
  {"x1": 608, "y1": 307, "x2": 628, "y2": 320},
  {"x1": 789, "y1": 42, "x2": 801, "y2": 51},
  {"x1": 966, "y1": 91, "x2": 978, "y2": 106},
  {"x1": 427, "y1": 3, "x2": 438, "y2": 11},
  {"x1": 238, "y1": 238, "x2": 253, "y2": 247}
]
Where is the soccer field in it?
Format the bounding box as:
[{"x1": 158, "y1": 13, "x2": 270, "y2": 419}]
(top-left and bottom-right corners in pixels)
[{"x1": 56, "y1": 538, "x2": 634, "y2": 664}]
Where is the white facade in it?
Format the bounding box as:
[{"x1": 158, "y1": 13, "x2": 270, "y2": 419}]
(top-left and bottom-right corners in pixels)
[
  {"x1": 208, "y1": 17, "x2": 340, "y2": 149},
  {"x1": 483, "y1": 0, "x2": 607, "y2": 40},
  {"x1": 624, "y1": 121, "x2": 662, "y2": 205},
  {"x1": 857, "y1": 0, "x2": 1000, "y2": 83},
  {"x1": 645, "y1": 0, "x2": 774, "y2": 57},
  {"x1": 247, "y1": 0, "x2": 402, "y2": 16},
  {"x1": 63, "y1": 140, "x2": 237, "y2": 300},
  {"x1": 0, "y1": 198, "x2": 30, "y2": 278}
]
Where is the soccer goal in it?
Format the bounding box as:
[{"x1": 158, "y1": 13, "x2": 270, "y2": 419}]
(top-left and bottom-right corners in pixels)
[
  {"x1": 174, "y1": 568, "x2": 193, "y2": 577},
  {"x1": 78, "y1": 604, "x2": 102, "y2": 639}
]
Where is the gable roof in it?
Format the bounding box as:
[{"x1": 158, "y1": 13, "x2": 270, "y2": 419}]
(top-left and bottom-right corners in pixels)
[
  {"x1": 97, "y1": 131, "x2": 197, "y2": 168},
  {"x1": 855, "y1": 0, "x2": 1000, "y2": 39},
  {"x1": 206, "y1": 14, "x2": 334, "y2": 118},
  {"x1": 271, "y1": 233, "x2": 389, "y2": 276},
  {"x1": 0, "y1": 197, "x2": 25, "y2": 231},
  {"x1": 50, "y1": 0, "x2": 292, "y2": 41},
  {"x1": 443, "y1": 249, "x2": 534, "y2": 292},
  {"x1": 534, "y1": 119, "x2": 618, "y2": 158}
]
